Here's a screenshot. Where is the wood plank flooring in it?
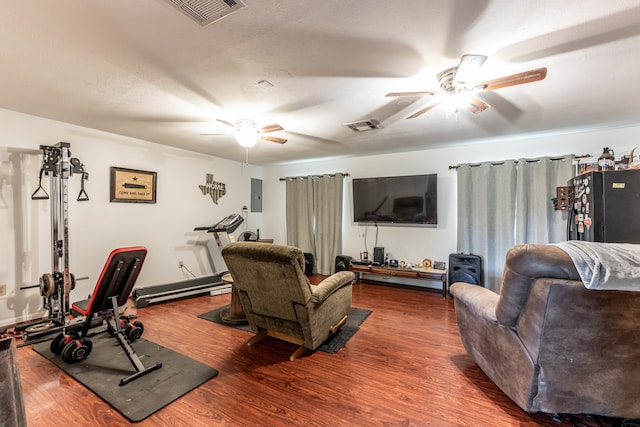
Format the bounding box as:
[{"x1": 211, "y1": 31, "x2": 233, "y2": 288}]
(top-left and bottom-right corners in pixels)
[{"x1": 16, "y1": 280, "x2": 575, "y2": 426}]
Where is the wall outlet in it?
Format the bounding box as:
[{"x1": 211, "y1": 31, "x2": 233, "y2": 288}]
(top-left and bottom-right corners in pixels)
[
  {"x1": 0, "y1": 284, "x2": 6, "y2": 296},
  {"x1": 178, "y1": 260, "x2": 184, "y2": 268}
]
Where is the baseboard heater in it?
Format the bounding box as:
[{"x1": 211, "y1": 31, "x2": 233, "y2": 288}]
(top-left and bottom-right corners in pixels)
[{"x1": 132, "y1": 274, "x2": 230, "y2": 308}]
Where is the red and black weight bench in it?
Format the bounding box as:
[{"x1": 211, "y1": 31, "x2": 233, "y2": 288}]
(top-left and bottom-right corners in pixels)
[{"x1": 50, "y1": 246, "x2": 162, "y2": 385}]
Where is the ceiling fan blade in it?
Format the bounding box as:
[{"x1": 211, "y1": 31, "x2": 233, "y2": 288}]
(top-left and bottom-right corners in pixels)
[
  {"x1": 260, "y1": 123, "x2": 284, "y2": 133},
  {"x1": 200, "y1": 133, "x2": 228, "y2": 136},
  {"x1": 453, "y1": 54, "x2": 487, "y2": 88},
  {"x1": 386, "y1": 91, "x2": 436, "y2": 97},
  {"x1": 406, "y1": 102, "x2": 440, "y2": 119},
  {"x1": 216, "y1": 119, "x2": 237, "y2": 128},
  {"x1": 475, "y1": 67, "x2": 547, "y2": 92},
  {"x1": 261, "y1": 135, "x2": 287, "y2": 144},
  {"x1": 467, "y1": 97, "x2": 490, "y2": 114}
]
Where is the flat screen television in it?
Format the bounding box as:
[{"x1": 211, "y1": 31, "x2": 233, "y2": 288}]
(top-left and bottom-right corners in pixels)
[{"x1": 352, "y1": 174, "x2": 437, "y2": 225}]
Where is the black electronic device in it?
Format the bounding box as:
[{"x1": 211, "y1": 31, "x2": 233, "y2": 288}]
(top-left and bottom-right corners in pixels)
[
  {"x1": 352, "y1": 174, "x2": 437, "y2": 225},
  {"x1": 448, "y1": 253, "x2": 482, "y2": 287},
  {"x1": 335, "y1": 255, "x2": 353, "y2": 272},
  {"x1": 373, "y1": 247, "x2": 384, "y2": 265},
  {"x1": 303, "y1": 252, "x2": 315, "y2": 276}
]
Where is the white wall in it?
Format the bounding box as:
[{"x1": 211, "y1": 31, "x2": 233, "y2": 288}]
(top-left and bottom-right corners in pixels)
[
  {"x1": 263, "y1": 124, "x2": 640, "y2": 283},
  {"x1": 0, "y1": 108, "x2": 262, "y2": 326},
  {"x1": 3, "y1": 104, "x2": 639, "y2": 327}
]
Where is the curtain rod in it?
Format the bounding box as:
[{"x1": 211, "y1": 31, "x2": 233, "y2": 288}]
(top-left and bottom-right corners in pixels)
[
  {"x1": 448, "y1": 155, "x2": 584, "y2": 170},
  {"x1": 279, "y1": 172, "x2": 349, "y2": 181}
]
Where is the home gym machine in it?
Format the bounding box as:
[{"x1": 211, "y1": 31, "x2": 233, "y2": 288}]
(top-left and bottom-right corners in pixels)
[
  {"x1": 18, "y1": 142, "x2": 90, "y2": 343},
  {"x1": 25, "y1": 143, "x2": 159, "y2": 382}
]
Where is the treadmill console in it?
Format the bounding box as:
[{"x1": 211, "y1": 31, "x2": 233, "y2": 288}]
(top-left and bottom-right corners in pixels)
[{"x1": 212, "y1": 213, "x2": 244, "y2": 233}]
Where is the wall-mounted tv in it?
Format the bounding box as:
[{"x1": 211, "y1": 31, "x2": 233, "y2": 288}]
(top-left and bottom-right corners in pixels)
[{"x1": 352, "y1": 174, "x2": 437, "y2": 226}]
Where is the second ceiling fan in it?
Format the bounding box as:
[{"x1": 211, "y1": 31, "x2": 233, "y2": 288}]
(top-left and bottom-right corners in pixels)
[
  {"x1": 202, "y1": 119, "x2": 288, "y2": 147},
  {"x1": 387, "y1": 54, "x2": 547, "y2": 119}
]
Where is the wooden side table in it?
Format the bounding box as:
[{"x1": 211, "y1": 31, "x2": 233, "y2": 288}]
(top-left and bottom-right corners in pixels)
[{"x1": 219, "y1": 273, "x2": 248, "y2": 324}]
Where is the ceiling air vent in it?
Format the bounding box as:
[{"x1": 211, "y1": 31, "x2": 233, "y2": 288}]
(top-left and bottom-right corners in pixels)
[
  {"x1": 167, "y1": 0, "x2": 246, "y2": 26},
  {"x1": 343, "y1": 119, "x2": 381, "y2": 132}
]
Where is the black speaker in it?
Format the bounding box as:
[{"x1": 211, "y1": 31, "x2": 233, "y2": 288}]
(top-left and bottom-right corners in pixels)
[
  {"x1": 335, "y1": 255, "x2": 352, "y2": 273},
  {"x1": 373, "y1": 247, "x2": 384, "y2": 265},
  {"x1": 448, "y1": 253, "x2": 483, "y2": 287},
  {"x1": 303, "y1": 252, "x2": 315, "y2": 276}
]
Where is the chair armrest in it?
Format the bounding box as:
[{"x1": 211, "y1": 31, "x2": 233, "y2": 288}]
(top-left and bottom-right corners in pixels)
[
  {"x1": 311, "y1": 271, "x2": 355, "y2": 303},
  {"x1": 450, "y1": 283, "x2": 499, "y2": 323}
]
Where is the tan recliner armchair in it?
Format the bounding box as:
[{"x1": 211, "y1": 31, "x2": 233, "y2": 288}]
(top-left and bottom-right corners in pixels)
[
  {"x1": 222, "y1": 242, "x2": 355, "y2": 360},
  {"x1": 450, "y1": 244, "x2": 640, "y2": 419}
]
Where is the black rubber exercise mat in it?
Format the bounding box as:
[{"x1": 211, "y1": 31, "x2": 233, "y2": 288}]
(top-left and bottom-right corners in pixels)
[{"x1": 33, "y1": 333, "x2": 218, "y2": 422}]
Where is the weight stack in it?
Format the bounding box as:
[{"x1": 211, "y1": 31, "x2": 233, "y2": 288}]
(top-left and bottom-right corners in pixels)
[
  {"x1": 448, "y1": 253, "x2": 483, "y2": 287},
  {"x1": 303, "y1": 252, "x2": 315, "y2": 276},
  {"x1": 334, "y1": 255, "x2": 352, "y2": 273}
]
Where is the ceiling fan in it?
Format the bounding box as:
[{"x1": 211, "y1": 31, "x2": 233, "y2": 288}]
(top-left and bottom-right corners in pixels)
[
  {"x1": 201, "y1": 119, "x2": 288, "y2": 147},
  {"x1": 386, "y1": 54, "x2": 547, "y2": 119}
]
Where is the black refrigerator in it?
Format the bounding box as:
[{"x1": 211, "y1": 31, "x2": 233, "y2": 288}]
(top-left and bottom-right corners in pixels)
[{"x1": 567, "y1": 169, "x2": 640, "y2": 243}]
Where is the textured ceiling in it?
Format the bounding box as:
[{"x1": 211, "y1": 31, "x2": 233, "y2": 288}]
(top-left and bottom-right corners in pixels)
[{"x1": 1, "y1": 0, "x2": 639, "y2": 165}]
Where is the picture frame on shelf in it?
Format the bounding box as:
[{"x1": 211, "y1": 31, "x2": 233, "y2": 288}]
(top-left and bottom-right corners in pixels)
[{"x1": 110, "y1": 167, "x2": 157, "y2": 203}]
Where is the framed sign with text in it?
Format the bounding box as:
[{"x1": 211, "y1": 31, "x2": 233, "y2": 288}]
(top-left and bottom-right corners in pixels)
[{"x1": 110, "y1": 167, "x2": 157, "y2": 203}]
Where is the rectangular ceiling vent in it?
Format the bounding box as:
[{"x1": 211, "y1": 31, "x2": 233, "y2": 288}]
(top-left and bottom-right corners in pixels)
[
  {"x1": 167, "y1": 0, "x2": 246, "y2": 27},
  {"x1": 343, "y1": 119, "x2": 381, "y2": 132}
]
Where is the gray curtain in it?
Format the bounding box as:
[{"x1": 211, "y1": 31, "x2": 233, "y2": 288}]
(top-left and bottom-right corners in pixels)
[
  {"x1": 286, "y1": 177, "x2": 314, "y2": 255},
  {"x1": 457, "y1": 161, "x2": 517, "y2": 293},
  {"x1": 515, "y1": 156, "x2": 575, "y2": 244},
  {"x1": 286, "y1": 173, "x2": 345, "y2": 275},
  {"x1": 457, "y1": 155, "x2": 575, "y2": 293},
  {"x1": 313, "y1": 174, "x2": 344, "y2": 274}
]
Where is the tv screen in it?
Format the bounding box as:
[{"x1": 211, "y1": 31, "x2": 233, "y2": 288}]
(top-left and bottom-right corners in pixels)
[{"x1": 352, "y1": 174, "x2": 437, "y2": 225}]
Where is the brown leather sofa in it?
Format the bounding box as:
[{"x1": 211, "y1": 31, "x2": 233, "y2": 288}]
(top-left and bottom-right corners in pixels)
[
  {"x1": 222, "y1": 242, "x2": 355, "y2": 360},
  {"x1": 450, "y1": 244, "x2": 640, "y2": 418}
]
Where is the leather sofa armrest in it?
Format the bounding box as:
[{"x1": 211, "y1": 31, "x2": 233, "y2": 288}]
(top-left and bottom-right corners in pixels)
[
  {"x1": 450, "y1": 282, "x2": 499, "y2": 323},
  {"x1": 311, "y1": 271, "x2": 355, "y2": 303}
]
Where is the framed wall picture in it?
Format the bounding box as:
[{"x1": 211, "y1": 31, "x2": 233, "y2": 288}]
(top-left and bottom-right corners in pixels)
[{"x1": 110, "y1": 167, "x2": 157, "y2": 203}]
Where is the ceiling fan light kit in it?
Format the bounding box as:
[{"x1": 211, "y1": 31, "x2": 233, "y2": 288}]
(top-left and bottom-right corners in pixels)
[
  {"x1": 210, "y1": 118, "x2": 288, "y2": 148},
  {"x1": 233, "y1": 119, "x2": 261, "y2": 147},
  {"x1": 387, "y1": 54, "x2": 547, "y2": 119}
]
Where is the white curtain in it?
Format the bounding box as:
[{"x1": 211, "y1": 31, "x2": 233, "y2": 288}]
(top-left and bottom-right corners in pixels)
[
  {"x1": 457, "y1": 155, "x2": 575, "y2": 292},
  {"x1": 286, "y1": 173, "x2": 345, "y2": 275}
]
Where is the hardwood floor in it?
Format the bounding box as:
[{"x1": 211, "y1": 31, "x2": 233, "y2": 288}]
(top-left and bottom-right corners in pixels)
[{"x1": 16, "y1": 280, "x2": 575, "y2": 426}]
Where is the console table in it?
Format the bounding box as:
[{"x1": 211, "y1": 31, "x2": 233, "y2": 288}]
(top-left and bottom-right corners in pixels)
[{"x1": 349, "y1": 264, "x2": 448, "y2": 298}]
